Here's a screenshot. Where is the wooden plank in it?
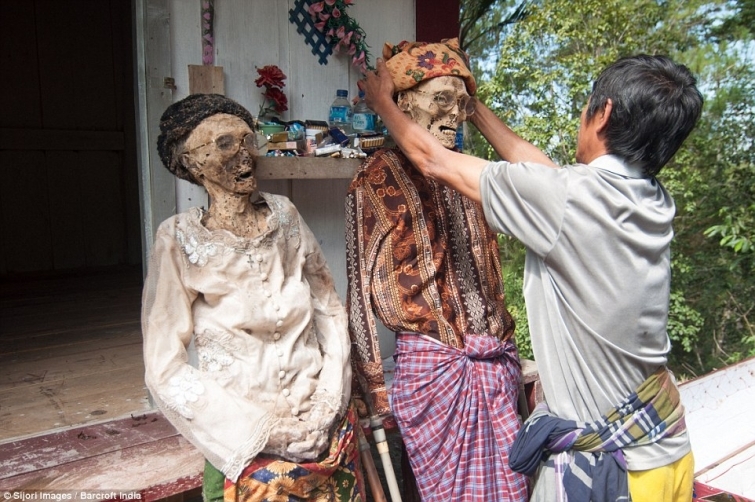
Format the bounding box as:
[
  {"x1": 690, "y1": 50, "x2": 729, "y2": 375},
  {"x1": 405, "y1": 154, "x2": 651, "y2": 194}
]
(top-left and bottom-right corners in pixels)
[
  {"x1": 0, "y1": 302, "x2": 140, "y2": 341},
  {"x1": 0, "y1": 271, "x2": 141, "y2": 310},
  {"x1": 0, "y1": 433, "x2": 204, "y2": 495},
  {"x1": 256, "y1": 156, "x2": 360, "y2": 179},
  {"x1": 0, "y1": 129, "x2": 125, "y2": 151},
  {"x1": 292, "y1": 178, "x2": 350, "y2": 299},
  {"x1": 695, "y1": 445, "x2": 755, "y2": 499},
  {"x1": 0, "y1": 411, "x2": 178, "y2": 477},
  {"x1": 0, "y1": 2, "x2": 41, "y2": 130},
  {"x1": 0, "y1": 266, "x2": 142, "y2": 301},
  {"x1": 47, "y1": 150, "x2": 87, "y2": 270},
  {"x1": 210, "y1": 1, "x2": 280, "y2": 111},
  {"x1": 0, "y1": 363, "x2": 150, "y2": 441},
  {"x1": 1, "y1": 333, "x2": 141, "y2": 376},
  {"x1": 134, "y1": 0, "x2": 176, "y2": 265},
  {"x1": 0, "y1": 341, "x2": 143, "y2": 391},
  {"x1": 79, "y1": 151, "x2": 128, "y2": 267},
  {"x1": 0, "y1": 151, "x2": 53, "y2": 274},
  {"x1": 0, "y1": 295, "x2": 140, "y2": 330},
  {"x1": 0, "y1": 291, "x2": 140, "y2": 321},
  {"x1": 680, "y1": 356, "x2": 755, "y2": 496},
  {"x1": 35, "y1": 1, "x2": 117, "y2": 130},
  {"x1": 188, "y1": 65, "x2": 225, "y2": 94}
]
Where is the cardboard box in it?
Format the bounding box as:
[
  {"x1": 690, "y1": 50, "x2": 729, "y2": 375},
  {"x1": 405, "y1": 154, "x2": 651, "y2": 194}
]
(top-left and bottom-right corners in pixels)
[{"x1": 268, "y1": 139, "x2": 307, "y2": 152}]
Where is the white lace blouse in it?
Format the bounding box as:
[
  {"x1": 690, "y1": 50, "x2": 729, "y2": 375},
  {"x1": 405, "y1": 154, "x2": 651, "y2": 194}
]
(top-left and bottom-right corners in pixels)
[{"x1": 142, "y1": 192, "x2": 351, "y2": 481}]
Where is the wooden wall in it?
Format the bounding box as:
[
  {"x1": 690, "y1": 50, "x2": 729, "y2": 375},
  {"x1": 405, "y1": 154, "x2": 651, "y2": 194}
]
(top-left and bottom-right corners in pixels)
[
  {"x1": 0, "y1": 0, "x2": 141, "y2": 277},
  {"x1": 161, "y1": 0, "x2": 416, "y2": 300}
]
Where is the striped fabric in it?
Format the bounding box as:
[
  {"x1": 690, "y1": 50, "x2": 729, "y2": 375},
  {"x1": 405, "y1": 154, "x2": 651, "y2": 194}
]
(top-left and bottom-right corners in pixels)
[
  {"x1": 510, "y1": 367, "x2": 687, "y2": 502},
  {"x1": 391, "y1": 332, "x2": 528, "y2": 501}
]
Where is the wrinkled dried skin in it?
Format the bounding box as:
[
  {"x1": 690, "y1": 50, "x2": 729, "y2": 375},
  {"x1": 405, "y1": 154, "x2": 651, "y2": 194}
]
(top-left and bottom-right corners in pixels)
[
  {"x1": 182, "y1": 113, "x2": 268, "y2": 238},
  {"x1": 400, "y1": 75, "x2": 469, "y2": 149}
]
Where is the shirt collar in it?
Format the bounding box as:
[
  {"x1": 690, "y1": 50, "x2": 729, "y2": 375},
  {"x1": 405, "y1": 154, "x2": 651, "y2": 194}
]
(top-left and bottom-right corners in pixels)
[{"x1": 588, "y1": 154, "x2": 646, "y2": 179}]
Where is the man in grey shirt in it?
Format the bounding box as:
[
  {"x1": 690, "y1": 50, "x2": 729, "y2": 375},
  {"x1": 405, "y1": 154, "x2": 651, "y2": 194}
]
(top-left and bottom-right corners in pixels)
[{"x1": 361, "y1": 54, "x2": 703, "y2": 501}]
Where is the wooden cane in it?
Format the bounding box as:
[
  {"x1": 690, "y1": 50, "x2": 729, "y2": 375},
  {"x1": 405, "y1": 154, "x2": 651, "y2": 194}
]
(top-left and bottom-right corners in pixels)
[
  {"x1": 358, "y1": 419, "x2": 388, "y2": 502},
  {"x1": 357, "y1": 375, "x2": 403, "y2": 502}
]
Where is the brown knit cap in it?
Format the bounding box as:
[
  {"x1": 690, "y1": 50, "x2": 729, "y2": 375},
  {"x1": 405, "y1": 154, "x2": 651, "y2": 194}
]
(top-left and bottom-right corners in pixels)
[
  {"x1": 383, "y1": 37, "x2": 476, "y2": 95},
  {"x1": 157, "y1": 93, "x2": 256, "y2": 183}
]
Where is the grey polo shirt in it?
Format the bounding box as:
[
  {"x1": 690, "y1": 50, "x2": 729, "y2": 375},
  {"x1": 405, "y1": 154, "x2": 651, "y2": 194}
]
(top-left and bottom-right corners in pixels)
[{"x1": 480, "y1": 154, "x2": 690, "y2": 470}]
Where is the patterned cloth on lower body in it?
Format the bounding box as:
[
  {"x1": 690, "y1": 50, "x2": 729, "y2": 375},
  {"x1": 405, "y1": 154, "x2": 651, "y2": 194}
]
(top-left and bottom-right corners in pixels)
[
  {"x1": 511, "y1": 367, "x2": 689, "y2": 502},
  {"x1": 223, "y1": 404, "x2": 364, "y2": 502},
  {"x1": 390, "y1": 332, "x2": 528, "y2": 502}
]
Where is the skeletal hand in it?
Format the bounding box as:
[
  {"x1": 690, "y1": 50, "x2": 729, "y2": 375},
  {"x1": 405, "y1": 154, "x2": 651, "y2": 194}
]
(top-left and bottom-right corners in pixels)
[
  {"x1": 286, "y1": 429, "x2": 330, "y2": 462},
  {"x1": 304, "y1": 402, "x2": 338, "y2": 433},
  {"x1": 261, "y1": 417, "x2": 309, "y2": 458}
]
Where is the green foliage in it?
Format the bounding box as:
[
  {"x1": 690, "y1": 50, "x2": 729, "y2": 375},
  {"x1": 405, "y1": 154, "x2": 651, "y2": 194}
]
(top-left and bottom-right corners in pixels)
[
  {"x1": 463, "y1": 0, "x2": 755, "y2": 376},
  {"x1": 497, "y1": 235, "x2": 532, "y2": 359}
]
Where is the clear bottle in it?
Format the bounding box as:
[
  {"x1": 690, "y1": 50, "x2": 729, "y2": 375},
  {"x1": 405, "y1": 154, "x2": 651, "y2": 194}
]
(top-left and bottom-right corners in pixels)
[
  {"x1": 352, "y1": 90, "x2": 377, "y2": 133},
  {"x1": 328, "y1": 89, "x2": 353, "y2": 133}
]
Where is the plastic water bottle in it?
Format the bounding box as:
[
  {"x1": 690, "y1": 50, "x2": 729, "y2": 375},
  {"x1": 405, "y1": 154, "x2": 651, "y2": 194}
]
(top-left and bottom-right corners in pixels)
[
  {"x1": 352, "y1": 90, "x2": 377, "y2": 133},
  {"x1": 328, "y1": 89, "x2": 353, "y2": 133},
  {"x1": 455, "y1": 125, "x2": 464, "y2": 151}
]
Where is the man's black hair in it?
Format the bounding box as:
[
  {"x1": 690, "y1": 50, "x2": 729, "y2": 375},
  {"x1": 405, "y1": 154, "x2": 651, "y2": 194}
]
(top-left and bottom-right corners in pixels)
[{"x1": 586, "y1": 54, "x2": 703, "y2": 177}]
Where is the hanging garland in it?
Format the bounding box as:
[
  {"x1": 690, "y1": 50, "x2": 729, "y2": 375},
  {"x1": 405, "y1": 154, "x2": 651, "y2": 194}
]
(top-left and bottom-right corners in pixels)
[
  {"x1": 309, "y1": 0, "x2": 372, "y2": 71},
  {"x1": 289, "y1": 0, "x2": 372, "y2": 71}
]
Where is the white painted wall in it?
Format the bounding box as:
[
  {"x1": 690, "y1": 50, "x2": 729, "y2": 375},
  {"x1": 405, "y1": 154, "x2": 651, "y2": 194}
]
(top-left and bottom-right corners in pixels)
[{"x1": 163, "y1": 1, "x2": 414, "y2": 347}]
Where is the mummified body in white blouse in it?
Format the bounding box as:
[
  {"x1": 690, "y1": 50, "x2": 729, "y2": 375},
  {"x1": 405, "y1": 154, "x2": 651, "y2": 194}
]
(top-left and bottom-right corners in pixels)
[
  {"x1": 142, "y1": 192, "x2": 351, "y2": 482},
  {"x1": 147, "y1": 98, "x2": 355, "y2": 498}
]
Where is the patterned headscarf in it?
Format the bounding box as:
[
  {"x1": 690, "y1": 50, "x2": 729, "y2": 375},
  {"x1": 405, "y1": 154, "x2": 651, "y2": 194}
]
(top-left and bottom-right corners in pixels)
[
  {"x1": 382, "y1": 37, "x2": 476, "y2": 96},
  {"x1": 157, "y1": 93, "x2": 256, "y2": 183}
]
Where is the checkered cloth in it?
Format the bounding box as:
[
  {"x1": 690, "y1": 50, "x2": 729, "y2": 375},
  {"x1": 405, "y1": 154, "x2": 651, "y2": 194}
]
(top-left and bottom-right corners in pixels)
[
  {"x1": 391, "y1": 332, "x2": 528, "y2": 501},
  {"x1": 510, "y1": 366, "x2": 687, "y2": 502}
]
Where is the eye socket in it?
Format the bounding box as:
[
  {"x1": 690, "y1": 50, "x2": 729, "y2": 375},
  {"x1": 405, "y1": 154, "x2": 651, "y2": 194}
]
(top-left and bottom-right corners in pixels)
[
  {"x1": 433, "y1": 91, "x2": 457, "y2": 108},
  {"x1": 214, "y1": 135, "x2": 237, "y2": 151}
]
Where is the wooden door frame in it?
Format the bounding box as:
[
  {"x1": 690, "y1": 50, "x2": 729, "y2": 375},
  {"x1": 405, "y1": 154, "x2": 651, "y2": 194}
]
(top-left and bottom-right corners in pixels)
[{"x1": 133, "y1": 0, "x2": 176, "y2": 272}]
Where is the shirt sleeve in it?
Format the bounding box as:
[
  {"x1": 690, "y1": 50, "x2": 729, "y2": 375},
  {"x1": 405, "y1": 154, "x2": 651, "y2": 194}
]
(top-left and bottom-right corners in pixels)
[
  {"x1": 345, "y1": 168, "x2": 392, "y2": 417},
  {"x1": 479, "y1": 161, "x2": 570, "y2": 257},
  {"x1": 141, "y1": 219, "x2": 277, "y2": 482},
  {"x1": 298, "y1": 212, "x2": 352, "y2": 415}
]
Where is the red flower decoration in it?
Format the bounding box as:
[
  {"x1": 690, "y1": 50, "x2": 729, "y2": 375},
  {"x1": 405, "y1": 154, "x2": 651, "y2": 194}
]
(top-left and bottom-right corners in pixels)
[
  {"x1": 264, "y1": 87, "x2": 288, "y2": 113},
  {"x1": 254, "y1": 65, "x2": 286, "y2": 89},
  {"x1": 254, "y1": 65, "x2": 288, "y2": 118}
]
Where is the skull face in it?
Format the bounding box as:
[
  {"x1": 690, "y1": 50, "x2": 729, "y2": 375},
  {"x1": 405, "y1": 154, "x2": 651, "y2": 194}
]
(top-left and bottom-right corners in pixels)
[
  {"x1": 180, "y1": 114, "x2": 258, "y2": 196},
  {"x1": 399, "y1": 75, "x2": 471, "y2": 149}
]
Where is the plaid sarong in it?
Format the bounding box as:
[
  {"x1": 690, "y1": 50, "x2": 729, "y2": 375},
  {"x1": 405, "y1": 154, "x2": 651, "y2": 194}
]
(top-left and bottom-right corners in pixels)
[
  {"x1": 510, "y1": 367, "x2": 687, "y2": 502},
  {"x1": 391, "y1": 332, "x2": 528, "y2": 501},
  {"x1": 224, "y1": 404, "x2": 364, "y2": 502}
]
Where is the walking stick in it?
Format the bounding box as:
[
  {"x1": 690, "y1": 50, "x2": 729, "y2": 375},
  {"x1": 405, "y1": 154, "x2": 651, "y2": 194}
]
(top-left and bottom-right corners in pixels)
[
  {"x1": 357, "y1": 375, "x2": 403, "y2": 502},
  {"x1": 357, "y1": 418, "x2": 388, "y2": 502}
]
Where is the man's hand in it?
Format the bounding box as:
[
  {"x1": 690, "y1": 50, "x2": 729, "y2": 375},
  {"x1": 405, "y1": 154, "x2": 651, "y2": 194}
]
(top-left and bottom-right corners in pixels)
[{"x1": 361, "y1": 58, "x2": 395, "y2": 116}]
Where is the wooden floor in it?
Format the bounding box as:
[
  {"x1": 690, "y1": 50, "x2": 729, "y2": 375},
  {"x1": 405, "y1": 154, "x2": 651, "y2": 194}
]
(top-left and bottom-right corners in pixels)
[{"x1": 0, "y1": 266, "x2": 151, "y2": 443}]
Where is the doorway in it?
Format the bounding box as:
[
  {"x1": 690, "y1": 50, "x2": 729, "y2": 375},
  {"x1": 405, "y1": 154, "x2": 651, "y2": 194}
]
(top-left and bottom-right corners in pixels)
[{"x1": 0, "y1": 0, "x2": 147, "y2": 442}]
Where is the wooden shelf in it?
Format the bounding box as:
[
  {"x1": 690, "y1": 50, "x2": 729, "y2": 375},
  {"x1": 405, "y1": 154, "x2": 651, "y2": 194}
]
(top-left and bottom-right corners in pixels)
[{"x1": 256, "y1": 156, "x2": 362, "y2": 180}]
